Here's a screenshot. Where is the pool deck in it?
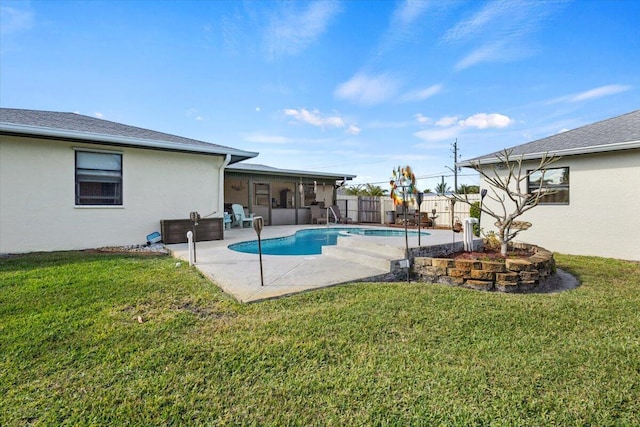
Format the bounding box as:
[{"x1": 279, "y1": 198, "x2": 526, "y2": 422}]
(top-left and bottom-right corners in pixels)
[{"x1": 166, "y1": 224, "x2": 466, "y2": 303}]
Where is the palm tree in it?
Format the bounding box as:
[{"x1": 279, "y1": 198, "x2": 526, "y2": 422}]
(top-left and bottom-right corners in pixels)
[
  {"x1": 457, "y1": 184, "x2": 480, "y2": 194},
  {"x1": 343, "y1": 184, "x2": 364, "y2": 196},
  {"x1": 364, "y1": 184, "x2": 388, "y2": 196},
  {"x1": 435, "y1": 182, "x2": 450, "y2": 195},
  {"x1": 344, "y1": 183, "x2": 389, "y2": 196}
]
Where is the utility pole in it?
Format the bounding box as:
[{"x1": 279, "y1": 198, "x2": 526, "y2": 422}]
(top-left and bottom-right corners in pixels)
[
  {"x1": 452, "y1": 139, "x2": 459, "y2": 193},
  {"x1": 445, "y1": 139, "x2": 460, "y2": 193}
]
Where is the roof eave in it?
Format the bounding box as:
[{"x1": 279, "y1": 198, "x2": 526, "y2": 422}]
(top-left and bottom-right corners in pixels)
[
  {"x1": 227, "y1": 164, "x2": 356, "y2": 181},
  {"x1": 458, "y1": 140, "x2": 640, "y2": 167},
  {"x1": 0, "y1": 122, "x2": 259, "y2": 163}
]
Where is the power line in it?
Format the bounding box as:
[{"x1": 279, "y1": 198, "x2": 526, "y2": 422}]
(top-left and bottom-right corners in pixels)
[
  {"x1": 307, "y1": 159, "x2": 388, "y2": 170},
  {"x1": 363, "y1": 172, "x2": 478, "y2": 186}
]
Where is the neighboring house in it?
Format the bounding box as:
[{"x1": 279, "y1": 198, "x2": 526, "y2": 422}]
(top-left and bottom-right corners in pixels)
[
  {"x1": 0, "y1": 108, "x2": 257, "y2": 253},
  {"x1": 224, "y1": 163, "x2": 355, "y2": 225},
  {"x1": 459, "y1": 110, "x2": 640, "y2": 261}
]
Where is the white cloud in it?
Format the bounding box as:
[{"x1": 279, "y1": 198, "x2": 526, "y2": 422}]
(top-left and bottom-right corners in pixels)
[
  {"x1": 284, "y1": 108, "x2": 360, "y2": 135},
  {"x1": 265, "y1": 1, "x2": 341, "y2": 59},
  {"x1": 414, "y1": 127, "x2": 459, "y2": 142},
  {"x1": 443, "y1": 0, "x2": 508, "y2": 43},
  {"x1": 545, "y1": 84, "x2": 633, "y2": 105},
  {"x1": 334, "y1": 73, "x2": 400, "y2": 106},
  {"x1": 458, "y1": 113, "x2": 513, "y2": 129},
  {"x1": 94, "y1": 112, "x2": 103, "y2": 118},
  {"x1": 414, "y1": 112, "x2": 514, "y2": 141},
  {"x1": 0, "y1": 4, "x2": 34, "y2": 35},
  {"x1": 435, "y1": 115, "x2": 459, "y2": 127},
  {"x1": 454, "y1": 40, "x2": 518, "y2": 71},
  {"x1": 255, "y1": 107, "x2": 261, "y2": 112},
  {"x1": 393, "y1": 0, "x2": 432, "y2": 26},
  {"x1": 284, "y1": 108, "x2": 346, "y2": 129},
  {"x1": 399, "y1": 84, "x2": 443, "y2": 102},
  {"x1": 414, "y1": 113, "x2": 431, "y2": 124},
  {"x1": 444, "y1": 0, "x2": 563, "y2": 70},
  {"x1": 185, "y1": 108, "x2": 204, "y2": 121},
  {"x1": 374, "y1": 0, "x2": 452, "y2": 58},
  {"x1": 569, "y1": 84, "x2": 632, "y2": 102},
  {"x1": 346, "y1": 124, "x2": 361, "y2": 135}
]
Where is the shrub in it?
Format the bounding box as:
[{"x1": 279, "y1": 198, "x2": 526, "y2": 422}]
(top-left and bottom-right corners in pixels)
[
  {"x1": 483, "y1": 231, "x2": 501, "y2": 251},
  {"x1": 469, "y1": 201, "x2": 481, "y2": 236}
]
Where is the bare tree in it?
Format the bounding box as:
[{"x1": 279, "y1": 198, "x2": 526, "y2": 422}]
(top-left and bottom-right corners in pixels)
[{"x1": 452, "y1": 149, "x2": 559, "y2": 256}]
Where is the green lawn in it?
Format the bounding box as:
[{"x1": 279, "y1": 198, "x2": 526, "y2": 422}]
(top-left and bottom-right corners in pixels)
[{"x1": 1, "y1": 251, "x2": 639, "y2": 426}]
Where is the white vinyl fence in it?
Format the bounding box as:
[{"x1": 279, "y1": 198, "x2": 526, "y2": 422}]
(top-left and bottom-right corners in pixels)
[
  {"x1": 336, "y1": 195, "x2": 359, "y2": 222},
  {"x1": 338, "y1": 194, "x2": 481, "y2": 227}
]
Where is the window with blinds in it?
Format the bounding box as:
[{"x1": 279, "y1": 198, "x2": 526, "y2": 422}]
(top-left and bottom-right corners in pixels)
[{"x1": 75, "y1": 151, "x2": 123, "y2": 205}]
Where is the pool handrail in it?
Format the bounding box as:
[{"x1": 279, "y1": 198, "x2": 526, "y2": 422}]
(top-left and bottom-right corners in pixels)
[{"x1": 326, "y1": 206, "x2": 338, "y2": 225}]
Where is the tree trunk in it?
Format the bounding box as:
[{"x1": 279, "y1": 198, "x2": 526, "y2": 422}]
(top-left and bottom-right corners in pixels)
[{"x1": 498, "y1": 227, "x2": 508, "y2": 257}]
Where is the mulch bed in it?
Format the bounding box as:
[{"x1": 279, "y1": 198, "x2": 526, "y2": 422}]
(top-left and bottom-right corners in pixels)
[
  {"x1": 87, "y1": 243, "x2": 170, "y2": 255},
  {"x1": 450, "y1": 247, "x2": 535, "y2": 261}
]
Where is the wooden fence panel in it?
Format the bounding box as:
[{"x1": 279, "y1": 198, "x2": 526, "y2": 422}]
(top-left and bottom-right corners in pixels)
[
  {"x1": 160, "y1": 218, "x2": 223, "y2": 244},
  {"x1": 358, "y1": 196, "x2": 381, "y2": 223},
  {"x1": 337, "y1": 194, "x2": 480, "y2": 226}
]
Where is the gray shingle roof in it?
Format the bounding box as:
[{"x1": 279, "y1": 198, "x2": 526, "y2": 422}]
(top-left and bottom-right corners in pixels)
[
  {"x1": 461, "y1": 109, "x2": 640, "y2": 165},
  {"x1": 0, "y1": 108, "x2": 258, "y2": 164},
  {"x1": 226, "y1": 163, "x2": 355, "y2": 181}
]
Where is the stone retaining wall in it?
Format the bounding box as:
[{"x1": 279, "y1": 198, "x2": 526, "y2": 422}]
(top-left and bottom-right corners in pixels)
[
  {"x1": 413, "y1": 243, "x2": 556, "y2": 293},
  {"x1": 409, "y1": 239, "x2": 483, "y2": 259}
]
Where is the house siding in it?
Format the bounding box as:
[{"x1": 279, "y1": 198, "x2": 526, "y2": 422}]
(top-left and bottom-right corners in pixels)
[
  {"x1": 0, "y1": 135, "x2": 225, "y2": 253},
  {"x1": 480, "y1": 149, "x2": 640, "y2": 261}
]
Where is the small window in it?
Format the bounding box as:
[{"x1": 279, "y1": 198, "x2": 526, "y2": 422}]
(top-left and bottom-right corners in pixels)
[
  {"x1": 254, "y1": 183, "x2": 270, "y2": 206},
  {"x1": 527, "y1": 167, "x2": 569, "y2": 205},
  {"x1": 300, "y1": 183, "x2": 317, "y2": 207},
  {"x1": 75, "y1": 151, "x2": 122, "y2": 205}
]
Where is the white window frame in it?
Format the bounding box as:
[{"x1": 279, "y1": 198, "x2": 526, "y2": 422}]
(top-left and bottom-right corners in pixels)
[
  {"x1": 74, "y1": 148, "x2": 123, "y2": 206},
  {"x1": 527, "y1": 167, "x2": 569, "y2": 205}
]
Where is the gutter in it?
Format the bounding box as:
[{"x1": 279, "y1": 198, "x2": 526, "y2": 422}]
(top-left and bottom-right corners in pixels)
[
  {"x1": 226, "y1": 164, "x2": 356, "y2": 181},
  {"x1": 458, "y1": 139, "x2": 640, "y2": 167},
  {"x1": 0, "y1": 122, "x2": 258, "y2": 163},
  {"x1": 218, "y1": 154, "x2": 231, "y2": 218}
]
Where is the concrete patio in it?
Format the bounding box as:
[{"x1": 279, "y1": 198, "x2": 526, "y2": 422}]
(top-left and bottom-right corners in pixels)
[{"x1": 166, "y1": 224, "x2": 468, "y2": 303}]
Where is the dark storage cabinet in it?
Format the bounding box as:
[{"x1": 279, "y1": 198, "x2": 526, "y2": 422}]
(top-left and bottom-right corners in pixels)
[{"x1": 160, "y1": 218, "x2": 224, "y2": 244}]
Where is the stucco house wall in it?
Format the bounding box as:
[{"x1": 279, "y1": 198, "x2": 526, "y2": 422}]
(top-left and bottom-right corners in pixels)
[
  {"x1": 0, "y1": 135, "x2": 226, "y2": 253},
  {"x1": 480, "y1": 149, "x2": 640, "y2": 261}
]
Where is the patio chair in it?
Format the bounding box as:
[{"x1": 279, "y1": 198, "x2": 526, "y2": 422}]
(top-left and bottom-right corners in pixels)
[
  {"x1": 310, "y1": 205, "x2": 327, "y2": 224},
  {"x1": 231, "y1": 204, "x2": 255, "y2": 228},
  {"x1": 329, "y1": 205, "x2": 352, "y2": 224},
  {"x1": 223, "y1": 212, "x2": 232, "y2": 229},
  {"x1": 395, "y1": 205, "x2": 416, "y2": 225}
]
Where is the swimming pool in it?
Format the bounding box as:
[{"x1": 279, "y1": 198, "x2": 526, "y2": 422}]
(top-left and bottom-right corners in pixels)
[{"x1": 228, "y1": 227, "x2": 430, "y2": 256}]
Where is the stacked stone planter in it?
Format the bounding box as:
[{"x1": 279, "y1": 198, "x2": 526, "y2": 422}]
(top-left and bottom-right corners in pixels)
[{"x1": 413, "y1": 244, "x2": 556, "y2": 293}]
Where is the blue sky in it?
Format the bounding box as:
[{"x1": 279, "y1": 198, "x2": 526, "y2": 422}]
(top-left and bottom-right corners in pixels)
[{"x1": 1, "y1": 0, "x2": 639, "y2": 191}]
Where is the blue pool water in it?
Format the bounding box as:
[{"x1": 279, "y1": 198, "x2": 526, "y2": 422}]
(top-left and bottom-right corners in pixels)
[{"x1": 228, "y1": 227, "x2": 430, "y2": 256}]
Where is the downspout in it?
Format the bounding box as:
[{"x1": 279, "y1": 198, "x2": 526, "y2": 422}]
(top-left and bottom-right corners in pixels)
[
  {"x1": 218, "y1": 154, "x2": 231, "y2": 216},
  {"x1": 201, "y1": 154, "x2": 231, "y2": 219}
]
